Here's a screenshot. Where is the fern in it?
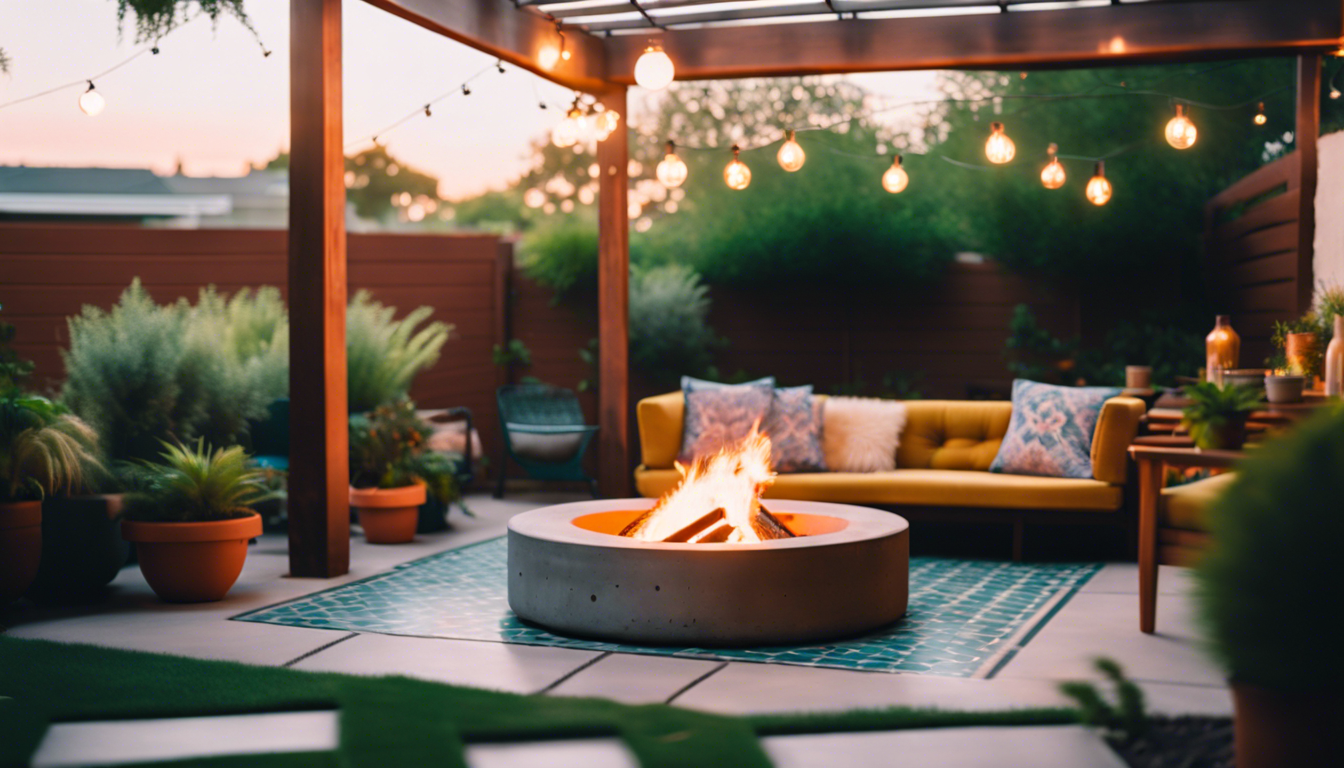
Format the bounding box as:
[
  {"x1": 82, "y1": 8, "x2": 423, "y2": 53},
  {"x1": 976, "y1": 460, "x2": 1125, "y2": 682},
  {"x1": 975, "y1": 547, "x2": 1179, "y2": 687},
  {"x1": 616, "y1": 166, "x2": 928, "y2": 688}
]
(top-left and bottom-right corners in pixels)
[{"x1": 346, "y1": 291, "x2": 452, "y2": 412}]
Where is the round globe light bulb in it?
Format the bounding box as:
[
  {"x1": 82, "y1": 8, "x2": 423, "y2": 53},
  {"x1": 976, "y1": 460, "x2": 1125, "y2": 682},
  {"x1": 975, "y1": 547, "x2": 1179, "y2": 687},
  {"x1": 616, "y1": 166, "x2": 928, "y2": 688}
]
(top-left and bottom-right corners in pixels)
[
  {"x1": 1332, "y1": 88, "x2": 1342, "y2": 100},
  {"x1": 551, "y1": 106, "x2": 586, "y2": 148},
  {"x1": 881, "y1": 156, "x2": 909, "y2": 194},
  {"x1": 1041, "y1": 157, "x2": 1067, "y2": 190},
  {"x1": 985, "y1": 122, "x2": 1015, "y2": 164},
  {"x1": 777, "y1": 131, "x2": 806, "y2": 172},
  {"x1": 1164, "y1": 105, "x2": 1197, "y2": 150},
  {"x1": 523, "y1": 188, "x2": 546, "y2": 209},
  {"x1": 537, "y1": 45, "x2": 561, "y2": 71},
  {"x1": 656, "y1": 143, "x2": 688, "y2": 188},
  {"x1": 628, "y1": 200, "x2": 643, "y2": 219},
  {"x1": 634, "y1": 46, "x2": 675, "y2": 91},
  {"x1": 594, "y1": 110, "x2": 621, "y2": 140},
  {"x1": 724, "y1": 147, "x2": 751, "y2": 191},
  {"x1": 1254, "y1": 102, "x2": 1268, "y2": 125},
  {"x1": 1086, "y1": 162, "x2": 1112, "y2": 206},
  {"x1": 79, "y1": 85, "x2": 105, "y2": 117}
]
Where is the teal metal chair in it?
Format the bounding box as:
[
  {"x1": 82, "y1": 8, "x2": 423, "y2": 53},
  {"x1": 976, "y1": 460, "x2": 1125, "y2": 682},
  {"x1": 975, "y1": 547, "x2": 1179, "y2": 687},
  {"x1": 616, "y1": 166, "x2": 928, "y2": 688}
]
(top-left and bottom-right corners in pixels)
[{"x1": 495, "y1": 384, "x2": 599, "y2": 498}]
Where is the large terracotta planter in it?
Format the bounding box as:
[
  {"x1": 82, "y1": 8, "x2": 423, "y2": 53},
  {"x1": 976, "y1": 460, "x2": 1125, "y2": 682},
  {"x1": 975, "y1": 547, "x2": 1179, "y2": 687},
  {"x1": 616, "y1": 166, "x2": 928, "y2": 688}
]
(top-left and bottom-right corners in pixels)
[
  {"x1": 0, "y1": 500, "x2": 42, "y2": 604},
  {"x1": 121, "y1": 514, "x2": 262, "y2": 603},
  {"x1": 350, "y1": 484, "x2": 426, "y2": 544},
  {"x1": 1233, "y1": 681, "x2": 1342, "y2": 768}
]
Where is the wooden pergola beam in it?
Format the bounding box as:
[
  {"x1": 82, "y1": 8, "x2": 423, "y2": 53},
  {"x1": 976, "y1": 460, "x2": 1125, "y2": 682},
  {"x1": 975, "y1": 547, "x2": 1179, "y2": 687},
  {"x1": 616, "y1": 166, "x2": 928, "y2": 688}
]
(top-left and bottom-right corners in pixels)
[
  {"x1": 361, "y1": 0, "x2": 609, "y2": 92},
  {"x1": 1295, "y1": 54, "x2": 1321, "y2": 315},
  {"x1": 603, "y1": 0, "x2": 1344, "y2": 82},
  {"x1": 596, "y1": 85, "x2": 632, "y2": 499}
]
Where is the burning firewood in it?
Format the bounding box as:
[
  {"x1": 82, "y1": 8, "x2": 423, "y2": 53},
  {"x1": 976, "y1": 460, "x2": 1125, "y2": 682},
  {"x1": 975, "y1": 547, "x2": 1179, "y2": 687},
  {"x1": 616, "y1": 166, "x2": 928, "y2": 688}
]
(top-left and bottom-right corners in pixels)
[{"x1": 753, "y1": 503, "x2": 795, "y2": 540}]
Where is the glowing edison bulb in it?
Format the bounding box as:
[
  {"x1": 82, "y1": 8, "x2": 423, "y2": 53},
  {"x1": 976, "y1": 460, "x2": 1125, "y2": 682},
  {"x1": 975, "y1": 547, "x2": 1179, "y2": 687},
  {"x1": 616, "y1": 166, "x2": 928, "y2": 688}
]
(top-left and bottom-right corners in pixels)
[
  {"x1": 1040, "y1": 143, "x2": 1066, "y2": 190},
  {"x1": 723, "y1": 145, "x2": 751, "y2": 190},
  {"x1": 881, "y1": 155, "x2": 909, "y2": 194},
  {"x1": 634, "y1": 45, "x2": 675, "y2": 91},
  {"x1": 594, "y1": 109, "x2": 621, "y2": 141},
  {"x1": 1164, "y1": 104, "x2": 1197, "y2": 149},
  {"x1": 78, "y1": 82, "x2": 105, "y2": 116},
  {"x1": 656, "y1": 141, "x2": 688, "y2": 188},
  {"x1": 1086, "y1": 161, "x2": 1112, "y2": 206},
  {"x1": 985, "y1": 122, "x2": 1015, "y2": 164},
  {"x1": 1254, "y1": 102, "x2": 1268, "y2": 126},
  {"x1": 1332, "y1": 88, "x2": 1342, "y2": 100},
  {"x1": 538, "y1": 45, "x2": 561, "y2": 71},
  {"x1": 551, "y1": 104, "x2": 586, "y2": 148},
  {"x1": 777, "y1": 130, "x2": 806, "y2": 172}
]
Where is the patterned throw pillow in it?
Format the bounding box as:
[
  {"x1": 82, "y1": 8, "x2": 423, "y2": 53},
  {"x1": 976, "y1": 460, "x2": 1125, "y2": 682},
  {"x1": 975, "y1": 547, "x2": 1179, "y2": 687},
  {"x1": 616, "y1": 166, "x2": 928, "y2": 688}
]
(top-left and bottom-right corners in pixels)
[
  {"x1": 990, "y1": 379, "x2": 1121, "y2": 479},
  {"x1": 761, "y1": 386, "x2": 827, "y2": 473},
  {"x1": 681, "y1": 375, "x2": 776, "y2": 391},
  {"x1": 678, "y1": 380, "x2": 774, "y2": 463},
  {"x1": 822, "y1": 397, "x2": 907, "y2": 473}
]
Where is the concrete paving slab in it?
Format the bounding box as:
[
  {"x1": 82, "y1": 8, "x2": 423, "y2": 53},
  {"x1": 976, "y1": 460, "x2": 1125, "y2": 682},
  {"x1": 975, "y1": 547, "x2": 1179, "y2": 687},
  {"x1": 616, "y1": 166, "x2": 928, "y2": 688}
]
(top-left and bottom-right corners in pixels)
[
  {"x1": 1081, "y1": 563, "x2": 1197, "y2": 596},
  {"x1": 548, "y1": 653, "x2": 724, "y2": 704},
  {"x1": 762, "y1": 725, "x2": 1127, "y2": 768},
  {"x1": 466, "y1": 739, "x2": 638, "y2": 768}
]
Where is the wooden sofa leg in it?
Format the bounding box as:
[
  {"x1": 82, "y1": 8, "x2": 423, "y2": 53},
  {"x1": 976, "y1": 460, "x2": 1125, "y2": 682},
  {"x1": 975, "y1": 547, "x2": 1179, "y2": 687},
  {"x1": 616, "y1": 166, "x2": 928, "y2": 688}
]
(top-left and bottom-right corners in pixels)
[{"x1": 1011, "y1": 520, "x2": 1025, "y2": 561}]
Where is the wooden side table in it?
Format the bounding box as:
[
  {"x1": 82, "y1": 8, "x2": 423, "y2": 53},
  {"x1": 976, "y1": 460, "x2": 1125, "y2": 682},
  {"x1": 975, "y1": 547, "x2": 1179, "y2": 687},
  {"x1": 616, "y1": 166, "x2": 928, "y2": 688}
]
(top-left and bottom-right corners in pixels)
[{"x1": 1128, "y1": 444, "x2": 1243, "y2": 633}]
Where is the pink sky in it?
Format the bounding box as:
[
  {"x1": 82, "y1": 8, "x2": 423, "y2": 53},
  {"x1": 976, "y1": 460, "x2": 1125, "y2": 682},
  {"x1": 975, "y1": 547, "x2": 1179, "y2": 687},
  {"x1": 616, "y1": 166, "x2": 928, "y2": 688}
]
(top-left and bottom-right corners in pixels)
[{"x1": 0, "y1": 0, "x2": 939, "y2": 200}]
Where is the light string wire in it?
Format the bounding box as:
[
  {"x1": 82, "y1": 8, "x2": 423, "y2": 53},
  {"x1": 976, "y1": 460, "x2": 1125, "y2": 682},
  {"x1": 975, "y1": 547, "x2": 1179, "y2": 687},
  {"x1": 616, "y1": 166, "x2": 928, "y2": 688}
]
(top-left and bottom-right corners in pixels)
[{"x1": 344, "y1": 62, "x2": 506, "y2": 150}]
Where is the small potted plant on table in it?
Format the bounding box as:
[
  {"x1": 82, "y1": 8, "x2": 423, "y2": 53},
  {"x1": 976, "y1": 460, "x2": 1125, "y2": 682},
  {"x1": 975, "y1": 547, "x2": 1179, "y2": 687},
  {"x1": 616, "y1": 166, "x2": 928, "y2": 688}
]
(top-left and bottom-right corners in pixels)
[
  {"x1": 1181, "y1": 382, "x2": 1261, "y2": 450},
  {"x1": 349, "y1": 400, "x2": 460, "y2": 544},
  {"x1": 121, "y1": 441, "x2": 268, "y2": 603}
]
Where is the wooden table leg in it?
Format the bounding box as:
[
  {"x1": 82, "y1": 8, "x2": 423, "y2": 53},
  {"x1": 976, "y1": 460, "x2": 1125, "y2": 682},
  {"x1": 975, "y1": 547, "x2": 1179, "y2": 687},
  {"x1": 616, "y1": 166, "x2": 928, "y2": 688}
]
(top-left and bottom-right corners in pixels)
[{"x1": 1137, "y1": 457, "x2": 1162, "y2": 633}]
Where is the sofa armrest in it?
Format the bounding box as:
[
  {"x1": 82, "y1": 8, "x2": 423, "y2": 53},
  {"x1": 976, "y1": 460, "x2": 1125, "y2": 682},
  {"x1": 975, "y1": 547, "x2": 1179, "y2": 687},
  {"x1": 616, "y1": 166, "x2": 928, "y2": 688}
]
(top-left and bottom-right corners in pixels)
[
  {"x1": 1092, "y1": 396, "x2": 1147, "y2": 484},
  {"x1": 637, "y1": 392, "x2": 685, "y2": 469}
]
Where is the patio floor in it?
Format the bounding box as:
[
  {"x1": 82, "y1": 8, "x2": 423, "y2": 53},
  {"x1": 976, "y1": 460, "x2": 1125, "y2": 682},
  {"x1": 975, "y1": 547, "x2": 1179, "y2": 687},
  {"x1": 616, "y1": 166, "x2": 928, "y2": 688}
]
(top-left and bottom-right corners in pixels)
[{"x1": 2, "y1": 492, "x2": 1231, "y2": 767}]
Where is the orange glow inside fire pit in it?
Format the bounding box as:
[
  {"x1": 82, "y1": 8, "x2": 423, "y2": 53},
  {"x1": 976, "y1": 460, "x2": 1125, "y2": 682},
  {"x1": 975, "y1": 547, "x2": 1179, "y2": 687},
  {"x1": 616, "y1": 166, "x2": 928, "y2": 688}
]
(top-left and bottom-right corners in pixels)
[{"x1": 572, "y1": 509, "x2": 849, "y2": 538}]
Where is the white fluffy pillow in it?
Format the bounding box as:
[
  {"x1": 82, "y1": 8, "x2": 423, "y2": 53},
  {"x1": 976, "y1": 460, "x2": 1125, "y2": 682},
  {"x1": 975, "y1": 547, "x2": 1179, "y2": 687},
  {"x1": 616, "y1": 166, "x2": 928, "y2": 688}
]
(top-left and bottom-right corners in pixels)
[{"x1": 822, "y1": 397, "x2": 908, "y2": 472}]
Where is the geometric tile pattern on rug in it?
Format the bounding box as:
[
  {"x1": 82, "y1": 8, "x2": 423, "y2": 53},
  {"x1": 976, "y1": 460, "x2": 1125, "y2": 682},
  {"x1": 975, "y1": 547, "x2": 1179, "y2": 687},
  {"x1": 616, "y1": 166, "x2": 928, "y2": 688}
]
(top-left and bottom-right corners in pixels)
[{"x1": 234, "y1": 537, "x2": 1099, "y2": 678}]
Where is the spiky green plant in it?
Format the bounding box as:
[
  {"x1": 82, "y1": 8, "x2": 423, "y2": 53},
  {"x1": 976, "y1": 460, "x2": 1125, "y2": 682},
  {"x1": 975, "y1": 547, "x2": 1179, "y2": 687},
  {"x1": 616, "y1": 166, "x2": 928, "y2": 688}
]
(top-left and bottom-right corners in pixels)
[
  {"x1": 122, "y1": 440, "x2": 270, "y2": 522},
  {"x1": 346, "y1": 291, "x2": 452, "y2": 413},
  {"x1": 1181, "y1": 382, "x2": 1262, "y2": 450},
  {"x1": 1, "y1": 394, "x2": 104, "y2": 503},
  {"x1": 1058, "y1": 657, "x2": 1148, "y2": 741}
]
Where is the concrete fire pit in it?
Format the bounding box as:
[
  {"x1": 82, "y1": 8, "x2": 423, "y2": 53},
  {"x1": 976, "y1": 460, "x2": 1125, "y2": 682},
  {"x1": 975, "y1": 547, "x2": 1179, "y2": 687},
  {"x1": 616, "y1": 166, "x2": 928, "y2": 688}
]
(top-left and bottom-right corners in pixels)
[{"x1": 507, "y1": 498, "x2": 909, "y2": 646}]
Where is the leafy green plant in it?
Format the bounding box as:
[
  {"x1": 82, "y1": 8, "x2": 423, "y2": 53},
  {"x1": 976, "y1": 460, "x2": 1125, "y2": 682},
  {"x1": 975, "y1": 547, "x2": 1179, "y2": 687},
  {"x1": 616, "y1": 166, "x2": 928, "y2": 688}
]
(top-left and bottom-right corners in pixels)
[
  {"x1": 1, "y1": 394, "x2": 104, "y2": 503},
  {"x1": 121, "y1": 439, "x2": 269, "y2": 522},
  {"x1": 629, "y1": 264, "x2": 723, "y2": 386},
  {"x1": 1181, "y1": 382, "x2": 1261, "y2": 449},
  {"x1": 1267, "y1": 312, "x2": 1326, "y2": 377},
  {"x1": 115, "y1": 1, "x2": 261, "y2": 46},
  {"x1": 492, "y1": 339, "x2": 533, "y2": 370},
  {"x1": 517, "y1": 218, "x2": 601, "y2": 303},
  {"x1": 1195, "y1": 405, "x2": 1344, "y2": 692},
  {"x1": 346, "y1": 291, "x2": 452, "y2": 413},
  {"x1": 0, "y1": 305, "x2": 35, "y2": 393},
  {"x1": 1059, "y1": 657, "x2": 1148, "y2": 741},
  {"x1": 348, "y1": 400, "x2": 461, "y2": 506}
]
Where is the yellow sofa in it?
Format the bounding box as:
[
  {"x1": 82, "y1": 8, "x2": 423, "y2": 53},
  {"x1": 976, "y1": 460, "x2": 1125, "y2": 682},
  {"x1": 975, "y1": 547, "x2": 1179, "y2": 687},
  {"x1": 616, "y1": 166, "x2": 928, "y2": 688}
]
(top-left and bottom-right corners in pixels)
[{"x1": 635, "y1": 392, "x2": 1147, "y2": 558}]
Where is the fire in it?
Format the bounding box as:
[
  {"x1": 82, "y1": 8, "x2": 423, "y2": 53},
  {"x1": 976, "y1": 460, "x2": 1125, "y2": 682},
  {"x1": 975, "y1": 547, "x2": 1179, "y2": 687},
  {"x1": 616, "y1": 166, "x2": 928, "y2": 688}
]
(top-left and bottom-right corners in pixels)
[{"x1": 620, "y1": 426, "x2": 793, "y2": 544}]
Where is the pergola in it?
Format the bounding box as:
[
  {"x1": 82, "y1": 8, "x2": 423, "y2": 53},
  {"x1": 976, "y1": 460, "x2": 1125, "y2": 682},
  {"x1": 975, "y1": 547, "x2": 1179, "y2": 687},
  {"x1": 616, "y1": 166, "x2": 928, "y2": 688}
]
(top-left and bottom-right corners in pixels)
[{"x1": 285, "y1": 0, "x2": 1344, "y2": 577}]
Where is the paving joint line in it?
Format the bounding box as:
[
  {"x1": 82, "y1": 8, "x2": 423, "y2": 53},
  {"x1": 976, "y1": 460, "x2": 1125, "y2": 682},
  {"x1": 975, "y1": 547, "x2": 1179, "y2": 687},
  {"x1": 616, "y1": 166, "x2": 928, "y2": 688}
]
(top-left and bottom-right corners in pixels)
[
  {"x1": 536, "y1": 651, "x2": 613, "y2": 695},
  {"x1": 282, "y1": 632, "x2": 359, "y2": 667},
  {"x1": 664, "y1": 662, "x2": 729, "y2": 705}
]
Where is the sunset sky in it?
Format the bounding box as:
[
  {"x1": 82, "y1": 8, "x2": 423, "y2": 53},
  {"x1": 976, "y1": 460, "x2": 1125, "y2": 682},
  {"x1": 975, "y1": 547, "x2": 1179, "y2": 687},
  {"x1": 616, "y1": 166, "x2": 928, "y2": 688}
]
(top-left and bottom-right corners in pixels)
[{"x1": 0, "y1": 0, "x2": 940, "y2": 200}]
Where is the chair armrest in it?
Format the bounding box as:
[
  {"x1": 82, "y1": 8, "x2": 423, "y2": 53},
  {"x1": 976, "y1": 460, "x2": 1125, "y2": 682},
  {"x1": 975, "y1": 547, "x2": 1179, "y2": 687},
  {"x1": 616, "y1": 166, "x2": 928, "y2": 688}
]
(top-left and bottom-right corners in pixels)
[
  {"x1": 637, "y1": 392, "x2": 685, "y2": 469},
  {"x1": 504, "y1": 423, "x2": 599, "y2": 435},
  {"x1": 1092, "y1": 396, "x2": 1147, "y2": 484}
]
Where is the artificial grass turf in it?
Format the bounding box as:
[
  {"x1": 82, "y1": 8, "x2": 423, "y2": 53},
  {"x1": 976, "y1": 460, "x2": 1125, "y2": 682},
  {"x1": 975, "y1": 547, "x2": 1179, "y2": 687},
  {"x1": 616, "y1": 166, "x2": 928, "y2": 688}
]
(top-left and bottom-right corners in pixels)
[{"x1": 0, "y1": 636, "x2": 1079, "y2": 768}]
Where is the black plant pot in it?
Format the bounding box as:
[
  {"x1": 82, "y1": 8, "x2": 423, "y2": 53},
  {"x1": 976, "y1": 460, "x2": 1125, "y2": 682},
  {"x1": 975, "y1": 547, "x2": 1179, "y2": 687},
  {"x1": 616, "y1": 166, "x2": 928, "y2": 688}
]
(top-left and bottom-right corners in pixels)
[
  {"x1": 27, "y1": 495, "x2": 130, "y2": 604},
  {"x1": 416, "y1": 497, "x2": 451, "y2": 534}
]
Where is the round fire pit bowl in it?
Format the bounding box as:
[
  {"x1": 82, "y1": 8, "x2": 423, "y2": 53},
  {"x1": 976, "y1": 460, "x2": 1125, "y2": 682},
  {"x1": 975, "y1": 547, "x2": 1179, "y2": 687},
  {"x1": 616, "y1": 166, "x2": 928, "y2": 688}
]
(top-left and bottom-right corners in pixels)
[{"x1": 507, "y1": 498, "x2": 909, "y2": 646}]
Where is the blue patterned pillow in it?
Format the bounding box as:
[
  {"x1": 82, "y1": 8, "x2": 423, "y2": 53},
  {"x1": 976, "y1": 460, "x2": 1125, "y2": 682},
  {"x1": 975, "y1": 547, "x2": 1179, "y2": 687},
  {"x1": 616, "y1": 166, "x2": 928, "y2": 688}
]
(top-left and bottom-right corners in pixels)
[
  {"x1": 682, "y1": 375, "x2": 776, "y2": 391},
  {"x1": 762, "y1": 386, "x2": 827, "y2": 473},
  {"x1": 678, "y1": 380, "x2": 774, "y2": 464},
  {"x1": 990, "y1": 379, "x2": 1121, "y2": 479}
]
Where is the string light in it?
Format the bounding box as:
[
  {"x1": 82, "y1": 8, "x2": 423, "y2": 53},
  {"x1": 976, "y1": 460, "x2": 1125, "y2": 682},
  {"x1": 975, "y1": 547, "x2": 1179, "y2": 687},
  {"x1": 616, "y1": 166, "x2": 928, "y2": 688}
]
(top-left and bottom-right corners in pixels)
[
  {"x1": 1086, "y1": 161, "x2": 1112, "y2": 206},
  {"x1": 634, "y1": 44, "x2": 675, "y2": 91},
  {"x1": 777, "y1": 130, "x2": 806, "y2": 172},
  {"x1": 1164, "y1": 104, "x2": 1197, "y2": 149},
  {"x1": 881, "y1": 155, "x2": 909, "y2": 194},
  {"x1": 594, "y1": 108, "x2": 621, "y2": 140},
  {"x1": 724, "y1": 145, "x2": 751, "y2": 190},
  {"x1": 78, "y1": 82, "x2": 105, "y2": 116},
  {"x1": 551, "y1": 99, "x2": 586, "y2": 148},
  {"x1": 1040, "y1": 143, "x2": 1066, "y2": 189},
  {"x1": 984, "y1": 122, "x2": 1015, "y2": 164},
  {"x1": 1332, "y1": 88, "x2": 1341, "y2": 100},
  {"x1": 1254, "y1": 102, "x2": 1268, "y2": 125},
  {"x1": 656, "y1": 141, "x2": 689, "y2": 188}
]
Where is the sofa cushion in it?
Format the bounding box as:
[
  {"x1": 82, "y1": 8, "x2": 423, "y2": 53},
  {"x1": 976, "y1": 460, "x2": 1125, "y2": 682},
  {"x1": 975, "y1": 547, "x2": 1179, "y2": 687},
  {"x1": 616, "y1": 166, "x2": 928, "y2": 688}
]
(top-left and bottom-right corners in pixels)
[
  {"x1": 990, "y1": 380, "x2": 1122, "y2": 479},
  {"x1": 682, "y1": 375, "x2": 775, "y2": 391},
  {"x1": 634, "y1": 467, "x2": 1122, "y2": 511},
  {"x1": 762, "y1": 386, "x2": 827, "y2": 473},
  {"x1": 1160, "y1": 471, "x2": 1237, "y2": 531},
  {"x1": 822, "y1": 397, "x2": 907, "y2": 472},
  {"x1": 897, "y1": 400, "x2": 1012, "y2": 471},
  {"x1": 678, "y1": 380, "x2": 774, "y2": 463}
]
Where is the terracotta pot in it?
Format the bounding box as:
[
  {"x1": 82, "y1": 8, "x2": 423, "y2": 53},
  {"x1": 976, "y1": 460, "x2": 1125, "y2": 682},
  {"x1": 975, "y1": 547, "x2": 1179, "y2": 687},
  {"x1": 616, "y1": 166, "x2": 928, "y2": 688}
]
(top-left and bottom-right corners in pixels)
[
  {"x1": 1233, "y1": 681, "x2": 1343, "y2": 768},
  {"x1": 350, "y1": 484, "x2": 426, "y2": 544},
  {"x1": 121, "y1": 514, "x2": 262, "y2": 603},
  {"x1": 1284, "y1": 332, "x2": 1319, "y2": 378},
  {"x1": 0, "y1": 500, "x2": 42, "y2": 604}
]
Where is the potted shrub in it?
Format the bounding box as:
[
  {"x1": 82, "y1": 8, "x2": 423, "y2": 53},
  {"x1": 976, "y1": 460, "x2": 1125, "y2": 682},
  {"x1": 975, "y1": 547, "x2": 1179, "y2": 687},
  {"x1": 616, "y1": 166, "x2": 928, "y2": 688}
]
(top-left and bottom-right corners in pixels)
[
  {"x1": 349, "y1": 400, "x2": 460, "y2": 544},
  {"x1": 1, "y1": 393, "x2": 102, "y2": 604},
  {"x1": 121, "y1": 440, "x2": 268, "y2": 603},
  {"x1": 1181, "y1": 382, "x2": 1261, "y2": 450},
  {"x1": 1195, "y1": 406, "x2": 1344, "y2": 768}
]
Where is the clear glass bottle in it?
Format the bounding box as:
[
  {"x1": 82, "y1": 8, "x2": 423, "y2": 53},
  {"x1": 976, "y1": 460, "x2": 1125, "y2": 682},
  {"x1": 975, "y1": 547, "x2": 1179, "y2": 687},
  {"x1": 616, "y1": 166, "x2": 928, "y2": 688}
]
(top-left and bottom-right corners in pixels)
[
  {"x1": 1206, "y1": 315, "x2": 1240, "y2": 383},
  {"x1": 1327, "y1": 316, "x2": 1344, "y2": 397}
]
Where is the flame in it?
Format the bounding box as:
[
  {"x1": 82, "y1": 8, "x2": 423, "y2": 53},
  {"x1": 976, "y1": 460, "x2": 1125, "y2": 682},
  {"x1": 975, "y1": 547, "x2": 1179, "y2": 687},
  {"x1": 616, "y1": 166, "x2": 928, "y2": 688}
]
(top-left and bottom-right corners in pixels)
[{"x1": 626, "y1": 426, "x2": 776, "y2": 543}]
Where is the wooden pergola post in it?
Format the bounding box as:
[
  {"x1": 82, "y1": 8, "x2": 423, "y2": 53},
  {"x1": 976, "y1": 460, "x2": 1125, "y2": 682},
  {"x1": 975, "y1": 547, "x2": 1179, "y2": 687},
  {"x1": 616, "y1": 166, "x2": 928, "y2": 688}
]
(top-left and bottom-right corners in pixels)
[
  {"x1": 1295, "y1": 53, "x2": 1321, "y2": 314},
  {"x1": 596, "y1": 85, "x2": 632, "y2": 499},
  {"x1": 288, "y1": 0, "x2": 350, "y2": 577}
]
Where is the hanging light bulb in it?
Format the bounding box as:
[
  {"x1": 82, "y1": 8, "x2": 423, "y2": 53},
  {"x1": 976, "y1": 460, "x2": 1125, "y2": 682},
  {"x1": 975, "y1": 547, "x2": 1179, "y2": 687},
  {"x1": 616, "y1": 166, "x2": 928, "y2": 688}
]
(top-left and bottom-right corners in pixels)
[
  {"x1": 634, "y1": 44, "x2": 675, "y2": 91},
  {"x1": 594, "y1": 109, "x2": 621, "y2": 141},
  {"x1": 656, "y1": 141, "x2": 688, "y2": 188},
  {"x1": 1332, "y1": 88, "x2": 1342, "y2": 100},
  {"x1": 984, "y1": 122, "x2": 1015, "y2": 164},
  {"x1": 1086, "y1": 161, "x2": 1113, "y2": 206},
  {"x1": 723, "y1": 145, "x2": 751, "y2": 190},
  {"x1": 1254, "y1": 102, "x2": 1268, "y2": 126},
  {"x1": 881, "y1": 155, "x2": 909, "y2": 194},
  {"x1": 78, "y1": 81, "x2": 105, "y2": 116},
  {"x1": 628, "y1": 200, "x2": 643, "y2": 219},
  {"x1": 551, "y1": 100, "x2": 586, "y2": 148},
  {"x1": 777, "y1": 130, "x2": 806, "y2": 172},
  {"x1": 1164, "y1": 104, "x2": 1197, "y2": 149},
  {"x1": 1040, "y1": 143, "x2": 1066, "y2": 190}
]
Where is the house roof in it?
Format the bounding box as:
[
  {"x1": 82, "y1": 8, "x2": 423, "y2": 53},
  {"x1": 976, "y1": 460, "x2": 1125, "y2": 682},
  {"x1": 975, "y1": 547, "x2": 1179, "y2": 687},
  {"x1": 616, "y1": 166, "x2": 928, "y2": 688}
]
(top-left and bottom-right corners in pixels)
[{"x1": 0, "y1": 166, "x2": 174, "y2": 196}]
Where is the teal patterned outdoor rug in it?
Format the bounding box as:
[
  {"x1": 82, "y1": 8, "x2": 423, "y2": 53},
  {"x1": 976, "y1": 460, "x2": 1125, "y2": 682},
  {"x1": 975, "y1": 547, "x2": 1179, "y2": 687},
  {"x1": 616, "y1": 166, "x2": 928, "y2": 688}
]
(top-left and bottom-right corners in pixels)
[{"x1": 234, "y1": 537, "x2": 1100, "y2": 678}]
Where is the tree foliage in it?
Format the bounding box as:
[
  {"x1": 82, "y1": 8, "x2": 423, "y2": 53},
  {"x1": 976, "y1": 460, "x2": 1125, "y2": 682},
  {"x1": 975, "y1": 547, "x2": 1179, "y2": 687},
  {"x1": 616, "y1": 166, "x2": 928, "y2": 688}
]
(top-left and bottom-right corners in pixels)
[{"x1": 114, "y1": 1, "x2": 259, "y2": 45}]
